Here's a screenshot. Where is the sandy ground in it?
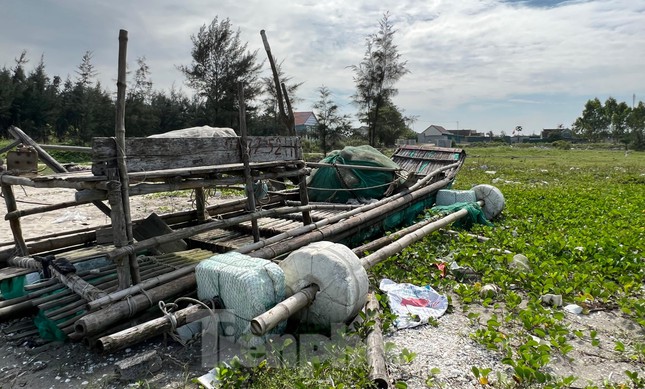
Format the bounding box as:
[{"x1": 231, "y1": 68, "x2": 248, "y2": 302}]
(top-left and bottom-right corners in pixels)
[
  {"x1": 0, "y1": 186, "x2": 200, "y2": 243},
  {"x1": 0, "y1": 187, "x2": 644, "y2": 388}
]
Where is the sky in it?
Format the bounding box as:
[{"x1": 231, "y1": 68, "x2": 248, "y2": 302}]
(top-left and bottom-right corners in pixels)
[{"x1": 1, "y1": 0, "x2": 644, "y2": 135}]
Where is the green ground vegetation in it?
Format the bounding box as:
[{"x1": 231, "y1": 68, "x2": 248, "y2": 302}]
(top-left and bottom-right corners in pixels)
[{"x1": 371, "y1": 146, "x2": 645, "y2": 388}]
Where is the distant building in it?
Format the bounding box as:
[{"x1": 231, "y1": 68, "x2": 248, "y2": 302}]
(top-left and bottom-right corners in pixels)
[
  {"x1": 418, "y1": 125, "x2": 452, "y2": 145},
  {"x1": 294, "y1": 112, "x2": 318, "y2": 138}
]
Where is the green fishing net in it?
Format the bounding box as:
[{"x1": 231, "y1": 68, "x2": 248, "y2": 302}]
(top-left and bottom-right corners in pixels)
[{"x1": 307, "y1": 145, "x2": 404, "y2": 203}]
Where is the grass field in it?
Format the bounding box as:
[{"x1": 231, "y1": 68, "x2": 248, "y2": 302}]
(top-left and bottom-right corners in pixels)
[{"x1": 370, "y1": 146, "x2": 645, "y2": 388}]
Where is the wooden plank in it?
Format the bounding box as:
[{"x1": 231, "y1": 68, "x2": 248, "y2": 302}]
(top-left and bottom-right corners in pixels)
[{"x1": 92, "y1": 136, "x2": 301, "y2": 175}]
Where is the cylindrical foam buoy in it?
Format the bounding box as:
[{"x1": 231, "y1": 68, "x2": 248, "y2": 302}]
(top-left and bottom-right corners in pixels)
[
  {"x1": 472, "y1": 184, "x2": 505, "y2": 220},
  {"x1": 279, "y1": 241, "x2": 369, "y2": 329}
]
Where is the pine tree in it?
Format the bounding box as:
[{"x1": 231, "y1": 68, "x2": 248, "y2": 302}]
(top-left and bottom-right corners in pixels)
[
  {"x1": 351, "y1": 13, "x2": 409, "y2": 147},
  {"x1": 179, "y1": 17, "x2": 263, "y2": 129}
]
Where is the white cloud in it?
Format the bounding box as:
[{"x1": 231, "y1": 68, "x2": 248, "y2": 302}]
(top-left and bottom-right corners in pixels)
[{"x1": 0, "y1": 0, "x2": 643, "y2": 133}]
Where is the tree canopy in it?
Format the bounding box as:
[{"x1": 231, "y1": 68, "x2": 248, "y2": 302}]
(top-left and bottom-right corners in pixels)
[
  {"x1": 312, "y1": 86, "x2": 351, "y2": 155},
  {"x1": 350, "y1": 13, "x2": 409, "y2": 147},
  {"x1": 573, "y1": 97, "x2": 645, "y2": 149},
  {"x1": 178, "y1": 17, "x2": 263, "y2": 129}
]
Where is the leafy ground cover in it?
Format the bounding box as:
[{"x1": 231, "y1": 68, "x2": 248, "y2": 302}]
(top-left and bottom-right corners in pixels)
[{"x1": 370, "y1": 146, "x2": 645, "y2": 388}]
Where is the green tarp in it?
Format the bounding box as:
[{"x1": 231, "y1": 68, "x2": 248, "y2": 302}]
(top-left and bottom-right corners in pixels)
[{"x1": 307, "y1": 145, "x2": 404, "y2": 203}]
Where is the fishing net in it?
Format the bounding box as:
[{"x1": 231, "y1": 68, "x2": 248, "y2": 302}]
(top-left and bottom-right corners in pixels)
[
  {"x1": 195, "y1": 252, "x2": 285, "y2": 346},
  {"x1": 342, "y1": 194, "x2": 438, "y2": 248},
  {"x1": 33, "y1": 274, "x2": 113, "y2": 341},
  {"x1": 0, "y1": 275, "x2": 27, "y2": 300},
  {"x1": 0, "y1": 272, "x2": 40, "y2": 300},
  {"x1": 307, "y1": 145, "x2": 405, "y2": 203},
  {"x1": 429, "y1": 201, "x2": 493, "y2": 229}
]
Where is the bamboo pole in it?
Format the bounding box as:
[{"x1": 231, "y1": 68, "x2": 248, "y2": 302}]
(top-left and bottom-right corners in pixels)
[
  {"x1": 4, "y1": 198, "x2": 97, "y2": 220},
  {"x1": 352, "y1": 213, "x2": 444, "y2": 256},
  {"x1": 279, "y1": 81, "x2": 311, "y2": 226},
  {"x1": 248, "y1": 177, "x2": 452, "y2": 259},
  {"x1": 194, "y1": 187, "x2": 209, "y2": 222},
  {"x1": 85, "y1": 263, "x2": 198, "y2": 311},
  {"x1": 1, "y1": 183, "x2": 29, "y2": 255},
  {"x1": 96, "y1": 304, "x2": 204, "y2": 353},
  {"x1": 39, "y1": 144, "x2": 92, "y2": 153},
  {"x1": 74, "y1": 273, "x2": 196, "y2": 337},
  {"x1": 45, "y1": 261, "x2": 179, "y2": 320},
  {"x1": 115, "y1": 29, "x2": 139, "y2": 285},
  {"x1": 360, "y1": 203, "x2": 481, "y2": 269},
  {"x1": 106, "y1": 169, "x2": 131, "y2": 288},
  {"x1": 306, "y1": 162, "x2": 401, "y2": 172},
  {"x1": 105, "y1": 205, "x2": 313, "y2": 261},
  {"x1": 0, "y1": 139, "x2": 21, "y2": 154},
  {"x1": 238, "y1": 82, "x2": 260, "y2": 242},
  {"x1": 0, "y1": 300, "x2": 37, "y2": 323},
  {"x1": 365, "y1": 293, "x2": 389, "y2": 389},
  {"x1": 260, "y1": 30, "x2": 291, "y2": 135},
  {"x1": 250, "y1": 284, "x2": 318, "y2": 336}
]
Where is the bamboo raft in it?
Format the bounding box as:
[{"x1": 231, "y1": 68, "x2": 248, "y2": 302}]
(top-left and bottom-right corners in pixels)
[
  {"x1": 0, "y1": 123, "x2": 465, "y2": 343},
  {"x1": 0, "y1": 29, "x2": 473, "y2": 388}
]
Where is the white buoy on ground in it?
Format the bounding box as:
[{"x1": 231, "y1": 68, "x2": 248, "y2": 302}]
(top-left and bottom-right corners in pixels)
[
  {"x1": 279, "y1": 241, "x2": 369, "y2": 329},
  {"x1": 472, "y1": 184, "x2": 505, "y2": 220}
]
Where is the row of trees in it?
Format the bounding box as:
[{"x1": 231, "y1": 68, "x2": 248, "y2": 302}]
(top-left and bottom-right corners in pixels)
[
  {"x1": 0, "y1": 14, "x2": 414, "y2": 151},
  {"x1": 573, "y1": 97, "x2": 645, "y2": 149}
]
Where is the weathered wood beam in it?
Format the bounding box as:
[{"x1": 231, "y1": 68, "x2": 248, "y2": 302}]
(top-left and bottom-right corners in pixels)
[
  {"x1": 1, "y1": 183, "x2": 28, "y2": 256},
  {"x1": 96, "y1": 304, "x2": 205, "y2": 353},
  {"x1": 115, "y1": 29, "x2": 139, "y2": 285},
  {"x1": 365, "y1": 293, "x2": 389, "y2": 388},
  {"x1": 238, "y1": 82, "x2": 260, "y2": 242}
]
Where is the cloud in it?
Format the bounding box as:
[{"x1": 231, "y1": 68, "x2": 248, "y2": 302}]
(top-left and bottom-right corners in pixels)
[{"x1": 0, "y1": 0, "x2": 643, "y2": 133}]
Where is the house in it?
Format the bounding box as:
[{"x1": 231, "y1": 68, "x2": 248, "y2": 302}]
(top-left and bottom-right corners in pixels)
[
  {"x1": 418, "y1": 125, "x2": 452, "y2": 146},
  {"x1": 294, "y1": 111, "x2": 318, "y2": 138}
]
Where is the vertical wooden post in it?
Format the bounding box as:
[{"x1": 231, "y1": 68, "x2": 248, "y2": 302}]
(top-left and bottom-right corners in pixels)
[
  {"x1": 194, "y1": 187, "x2": 210, "y2": 222},
  {"x1": 298, "y1": 172, "x2": 313, "y2": 226},
  {"x1": 260, "y1": 30, "x2": 293, "y2": 136},
  {"x1": 115, "y1": 29, "x2": 139, "y2": 285},
  {"x1": 1, "y1": 183, "x2": 29, "y2": 256},
  {"x1": 294, "y1": 137, "x2": 312, "y2": 226},
  {"x1": 238, "y1": 82, "x2": 260, "y2": 242},
  {"x1": 106, "y1": 171, "x2": 131, "y2": 289}
]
